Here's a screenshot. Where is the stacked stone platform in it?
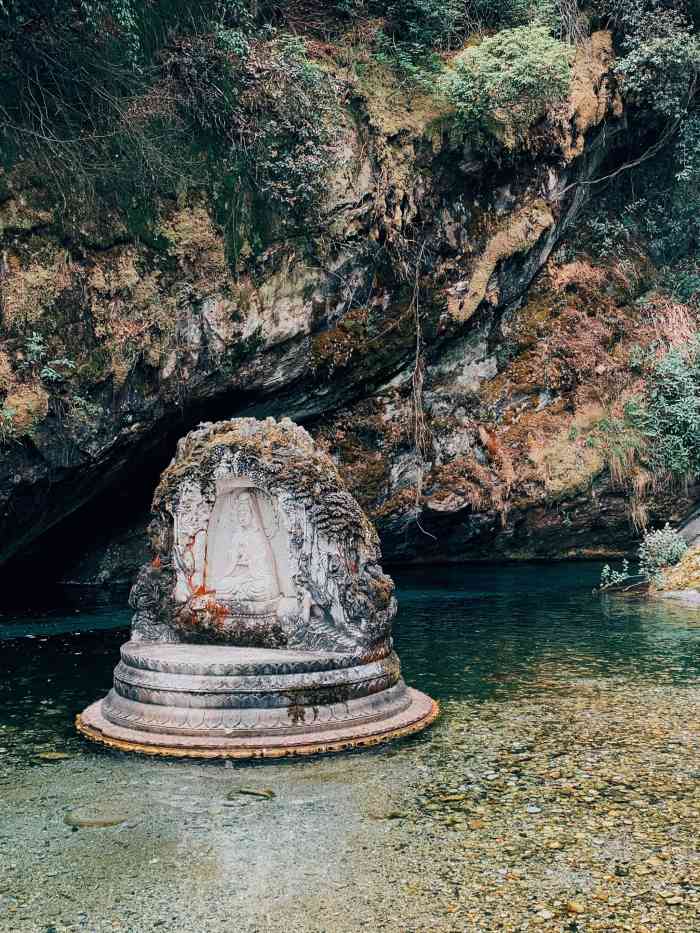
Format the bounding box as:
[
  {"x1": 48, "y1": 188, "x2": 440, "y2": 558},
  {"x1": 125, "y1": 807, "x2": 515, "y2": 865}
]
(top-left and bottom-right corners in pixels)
[{"x1": 78, "y1": 641, "x2": 437, "y2": 758}]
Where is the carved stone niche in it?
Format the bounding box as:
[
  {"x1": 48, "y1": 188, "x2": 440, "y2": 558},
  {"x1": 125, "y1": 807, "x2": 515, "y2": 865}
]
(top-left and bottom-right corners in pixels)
[
  {"x1": 170, "y1": 477, "x2": 298, "y2": 647},
  {"x1": 77, "y1": 417, "x2": 437, "y2": 758}
]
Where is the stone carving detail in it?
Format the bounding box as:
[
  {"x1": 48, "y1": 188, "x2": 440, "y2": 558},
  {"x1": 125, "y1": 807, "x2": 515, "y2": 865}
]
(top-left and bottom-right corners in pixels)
[
  {"x1": 78, "y1": 417, "x2": 437, "y2": 757},
  {"x1": 208, "y1": 487, "x2": 285, "y2": 602},
  {"x1": 131, "y1": 417, "x2": 396, "y2": 654}
]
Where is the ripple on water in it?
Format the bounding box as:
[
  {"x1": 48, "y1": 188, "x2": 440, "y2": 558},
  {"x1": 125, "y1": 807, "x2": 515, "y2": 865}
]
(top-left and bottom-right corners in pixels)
[
  {"x1": 2, "y1": 563, "x2": 700, "y2": 931},
  {"x1": 1, "y1": 562, "x2": 699, "y2": 763}
]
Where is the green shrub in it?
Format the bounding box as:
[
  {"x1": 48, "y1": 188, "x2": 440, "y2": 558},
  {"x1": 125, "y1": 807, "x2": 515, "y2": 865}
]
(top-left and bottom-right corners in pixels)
[
  {"x1": 379, "y1": 0, "x2": 574, "y2": 46},
  {"x1": 613, "y1": 5, "x2": 700, "y2": 122},
  {"x1": 40, "y1": 358, "x2": 76, "y2": 384},
  {"x1": 373, "y1": 30, "x2": 444, "y2": 86},
  {"x1": 444, "y1": 25, "x2": 573, "y2": 144},
  {"x1": 383, "y1": 0, "x2": 465, "y2": 49},
  {"x1": 583, "y1": 213, "x2": 637, "y2": 256},
  {"x1": 599, "y1": 523, "x2": 687, "y2": 589},
  {"x1": 0, "y1": 405, "x2": 17, "y2": 444},
  {"x1": 638, "y1": 522, "x2": 687, "y2": 584},
  {"x1": 627, "y1": 340, "x2": 700, "y2": 479},
  {"x1": 577, "y1": 4, "x2": 700, "y2": 269},
  {"x1": 599, "y1": 558, "x2": 632, "y2": 589},
  {"x1": 660, "y1": 262, "x2": 700, "y2": 303},
  {"x1": 656, "y1": 112, "x2": 700, "y2": 263}
]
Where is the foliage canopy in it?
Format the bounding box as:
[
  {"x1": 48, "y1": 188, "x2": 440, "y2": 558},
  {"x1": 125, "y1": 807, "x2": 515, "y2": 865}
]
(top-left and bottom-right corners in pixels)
[{"x1": 0, "y1": 1, "x2": 336, "y2": 260}]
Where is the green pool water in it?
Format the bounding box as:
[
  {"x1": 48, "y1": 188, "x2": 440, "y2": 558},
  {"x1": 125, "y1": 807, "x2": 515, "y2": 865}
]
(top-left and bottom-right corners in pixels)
[
  {"x1": 1, "y1": 562, "x2": 699, "y2": 764},
  {"x1": 2, "y1": 562, "x2": 700, "y2": 932},
  {"x1": 392, "y1": 562, "x2": 700, "y2": 700}
]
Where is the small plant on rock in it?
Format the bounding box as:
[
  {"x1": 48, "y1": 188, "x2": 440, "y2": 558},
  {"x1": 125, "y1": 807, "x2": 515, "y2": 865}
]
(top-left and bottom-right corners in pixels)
[
  {"x1": 22, "y1": 332, "x2": 48, "y2": 369},
  {"x1": 40, "y1": 358, "x2": 76, "y2": 384},
  {"x1": 627, "y1": 338, "x2": 700, "y2": 481},
  {"x1": 599, "y1": 559, "x2": 632, "y2": 589},
  {"x1": 599, "y1": 524, "x2": 687, "y2": 590},
  {"x1": 0, "y1": 404, "x2": 17, "y2": 443}
]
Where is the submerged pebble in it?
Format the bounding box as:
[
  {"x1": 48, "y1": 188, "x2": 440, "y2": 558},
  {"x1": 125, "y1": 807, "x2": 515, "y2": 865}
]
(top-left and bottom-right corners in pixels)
[
  {"x1": 63, "y1": 810, "x2": 129, "y2": 829},
  {"x1": 35, "y1": 751, "x2": 72, "y2": 761},
  {"x1": 229, "y1": 787, "x2": 276, "y2": 800}
]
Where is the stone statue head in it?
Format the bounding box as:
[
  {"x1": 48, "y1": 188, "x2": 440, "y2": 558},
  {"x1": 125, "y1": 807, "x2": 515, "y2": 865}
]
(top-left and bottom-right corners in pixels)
[{"x1": 237, "y1": 491, "x2": 254, "y2": 529}]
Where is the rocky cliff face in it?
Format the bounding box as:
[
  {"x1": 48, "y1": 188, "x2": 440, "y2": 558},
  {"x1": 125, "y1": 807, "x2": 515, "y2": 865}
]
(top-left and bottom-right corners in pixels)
[
  {"x1": 2, "y1": 31, "x2": 663, "y2": 581},
  {"x1": 317, "y1": 259, "x2": 698, "y2": 563}
]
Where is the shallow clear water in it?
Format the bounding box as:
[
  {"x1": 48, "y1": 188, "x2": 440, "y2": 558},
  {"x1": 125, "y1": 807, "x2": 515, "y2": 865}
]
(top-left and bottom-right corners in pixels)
[
  {"x1": 1, "y1": 562, "x2": 699, "y2": 764},
  {"x1": 3, "y1": 563, "x2": 700, "y2": 932},
  {"x1": 393, "y1": 563, "x2": 700, "y2": 700}
]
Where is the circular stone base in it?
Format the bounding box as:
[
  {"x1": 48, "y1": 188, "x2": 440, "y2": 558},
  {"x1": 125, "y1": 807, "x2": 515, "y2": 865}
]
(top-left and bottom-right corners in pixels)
[
  {"x1": 76, "y1": 641, "x2": 438, "y2": 759},
  {"x1": 76, "y1": 688, "x2": 438, "y2": 759}
]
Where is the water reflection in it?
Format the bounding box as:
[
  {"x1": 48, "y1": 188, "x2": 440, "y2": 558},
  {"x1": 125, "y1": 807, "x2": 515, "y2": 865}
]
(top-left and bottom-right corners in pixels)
[
  {"x1": 393, "y1": 563, "x2": 700, "y2": 701},
  {"x1": 0, "y1": 628, "x2": 127, "y2": 764},
  {"x1": 1, "y1": 563, "x2": 700, "y2": 765}
]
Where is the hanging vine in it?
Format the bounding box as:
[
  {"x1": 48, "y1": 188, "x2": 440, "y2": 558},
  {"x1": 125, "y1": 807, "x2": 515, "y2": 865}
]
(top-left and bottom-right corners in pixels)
[{"x1": 409, "y1": 240, "x2": 436, "y2": 540}]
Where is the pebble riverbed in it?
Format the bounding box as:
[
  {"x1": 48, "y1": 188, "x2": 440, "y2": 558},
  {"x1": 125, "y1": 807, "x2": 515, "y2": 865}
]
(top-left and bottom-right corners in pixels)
[{"x1": 2, "y1": 564, "x2": 700, "y2": 932}]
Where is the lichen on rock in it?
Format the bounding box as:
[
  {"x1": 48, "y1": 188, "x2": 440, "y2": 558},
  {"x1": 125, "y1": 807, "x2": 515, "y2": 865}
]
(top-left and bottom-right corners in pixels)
[{"x1": 131, "y1": 417, "x2": 397, "y2": 657}]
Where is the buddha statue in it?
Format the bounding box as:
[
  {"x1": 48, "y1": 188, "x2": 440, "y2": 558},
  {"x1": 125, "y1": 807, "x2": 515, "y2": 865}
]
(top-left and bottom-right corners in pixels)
[
  {"x1": 215, "y1": 491, "x2": 280, "y2": 603},
  {"x1": 77, "y1": 417, "x2": 438, "y2": 758}
]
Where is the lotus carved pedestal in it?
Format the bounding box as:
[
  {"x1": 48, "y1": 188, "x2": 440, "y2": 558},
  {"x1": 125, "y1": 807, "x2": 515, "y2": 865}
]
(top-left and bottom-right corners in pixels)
[{"x1": 77, "y1": 417, "x2": 437, "y2": 758}]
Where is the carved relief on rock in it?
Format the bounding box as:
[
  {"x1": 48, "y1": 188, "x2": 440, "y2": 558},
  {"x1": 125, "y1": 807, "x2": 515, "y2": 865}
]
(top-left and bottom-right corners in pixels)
[
  {"x1": 206, "y1": 482, "x2": 292, "y2": 609},
  {"x1": 78, "y1": 416, "x2": 437, "y2": 759},
  {"x1": 128, "y1": 417, "x2": 397, "y2": 654}
]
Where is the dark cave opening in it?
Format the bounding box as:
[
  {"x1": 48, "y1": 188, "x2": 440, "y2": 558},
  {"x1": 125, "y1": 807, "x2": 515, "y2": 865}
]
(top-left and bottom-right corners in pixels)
[{"x1": 0, "y1": 384, "x2": 308, "y2": 613}]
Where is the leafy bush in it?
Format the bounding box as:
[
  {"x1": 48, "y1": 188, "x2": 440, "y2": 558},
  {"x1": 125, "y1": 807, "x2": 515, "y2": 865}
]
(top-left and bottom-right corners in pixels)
[
  {"x1": 383, "y1": 0, "x2": 465, "y2": 49},
  {"x1": 660, "y1": 261, "x2": 700, "y2": 303},
  {"x1": 580, "y1": 3, "x2": 700, "y2": 267},
  {"x1": 599, "y1": 559, "x2": 632, "y2": 588},
  {"x1": 627, "y1": 339, "x2": 700, "y2": 479},
  {"x1": 638, "y1": 522, "x2": 688, "y2": 584},
  {"x1": 379, "y1": 0, "x2": 581, "y2": 46},
  {"x1": 40, "y1": 358, "x2": 76, "y2": 384},
  {"x1": 373, "y1": 30, "x2": 444, "y2": 86},
  {"x1": 583, "y1": 213, "x2": 637, "y2": 256},
  {"x1": 613, "y1": 5, "x2": 700, "y2": 122},
  {"x1": 23, "y1": 332, "x2": 48, "y2": 368},
  {"x1": 444, "y1": 25, "x2": 573, "y2": 143},
  {"x1": 599, "y1": 524, "x2": 687, "y2": 589},
  {"x1": 0, "y1": 405, "x2": 17, "y2": 443},
  {"x1": 657, "y1": 112, "x2": 700, "y2": 262}
]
